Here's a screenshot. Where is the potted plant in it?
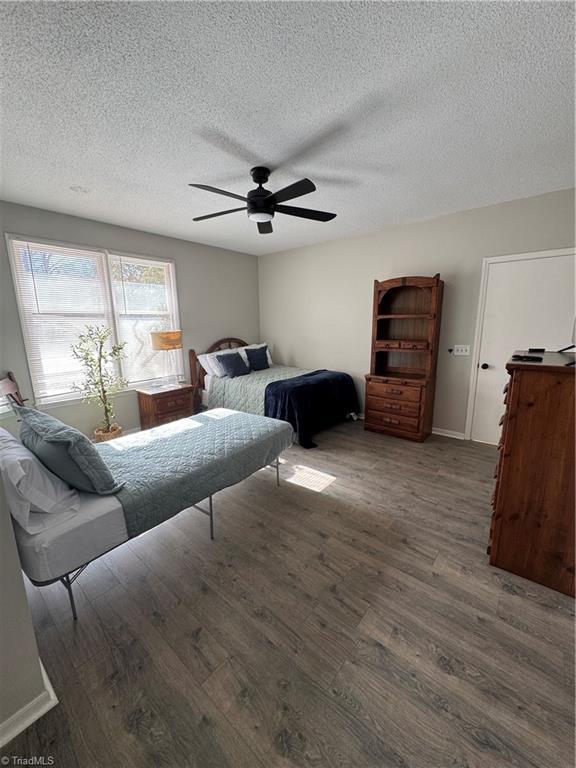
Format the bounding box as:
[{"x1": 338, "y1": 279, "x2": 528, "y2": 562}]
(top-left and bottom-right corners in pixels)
[{"x1": 71, "y1": 325, "x2": 127, "y2": 442}]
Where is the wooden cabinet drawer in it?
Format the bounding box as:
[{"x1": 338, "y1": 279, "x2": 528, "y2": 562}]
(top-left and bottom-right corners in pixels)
[
  {"x1": 366, "y1": 381, "x2": 422, "y2": 402},
  {"x1": 375, "y1": 341, "x2": 401, "y2": 350},
  {"x1": 366, "y1": 410, "x2": 420, "y2": 433},
  {"x1": 156, "y1": 393, "x2": 192, "y2": 415},
  {"x1": 400, "y1": 340, "x2": 429, "y2": 350},
  {"x1": 365, "y1": 396, "x2": 420, "y2": 417}
]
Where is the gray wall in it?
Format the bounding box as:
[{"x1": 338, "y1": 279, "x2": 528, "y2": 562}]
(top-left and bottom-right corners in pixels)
[
  {"x1": 0, "y1": 201, "x2": 259, "y2": 435},
  {"x1": 258, "y1": 188, "x2": 575, "y2": 435}
]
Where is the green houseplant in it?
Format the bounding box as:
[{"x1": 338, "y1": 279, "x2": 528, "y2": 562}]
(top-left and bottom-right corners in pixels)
[{"x1": 71, "y1": 325, "x2": 127, "y2": 442}]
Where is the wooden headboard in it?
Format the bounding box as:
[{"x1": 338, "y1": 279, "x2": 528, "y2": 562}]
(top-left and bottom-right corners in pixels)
[
  {"x1": 0, "y1": 372, "x2": 26, "y2": 407},
  {"x1": 189, "y1": 338, "x2": 248, "y2": 392}
]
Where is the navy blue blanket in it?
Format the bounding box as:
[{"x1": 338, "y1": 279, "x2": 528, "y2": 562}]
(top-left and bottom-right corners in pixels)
[{"x1": 264, "y1": 369, "x2": 359, "y2": 448}]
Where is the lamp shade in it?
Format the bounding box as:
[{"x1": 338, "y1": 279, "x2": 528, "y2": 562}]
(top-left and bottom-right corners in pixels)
[{"x1": 150, "y1": 330, "x2": 183, "y2": 351}]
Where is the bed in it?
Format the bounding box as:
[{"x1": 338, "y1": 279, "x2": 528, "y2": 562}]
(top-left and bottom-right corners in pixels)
[
  {"x1": 1, "y1": 374, "x2": 293, "y2": 619},
  {"x1": 190, "y1": 338, "x2": 359, "y2": 447}
]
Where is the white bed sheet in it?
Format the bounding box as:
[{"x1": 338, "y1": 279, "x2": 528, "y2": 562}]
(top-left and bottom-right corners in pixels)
[
  {"x1": 201, "y1": 374, "x2": 213, "y2": 407},
  {"x1": 14, "y1": 492, "x2": 128, "y2": 583}
]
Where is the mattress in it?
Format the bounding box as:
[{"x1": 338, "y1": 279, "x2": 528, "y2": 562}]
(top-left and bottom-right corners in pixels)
[
  {"x1": 98, "y1": 409, "x2": 294, "y2": 539},
  {"x1": 14, "y1": 492, "x2": 127, "y2": 583},
  {"x1": 201, "y1": 374, "x2": 213, "y2": 406},
  {"x1": 208, "y1": 364, "x2": 311, "y2": 415}
]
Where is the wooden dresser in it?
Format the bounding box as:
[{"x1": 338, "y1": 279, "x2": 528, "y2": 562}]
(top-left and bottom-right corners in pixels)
[
  {"x1": 489, "y1": 352, "x2": 575, "y2": 596},
  {"x1": 365, "y1": 274, "x2": 443, "y2": 441},
  {"x1": 136, "y1": 383, "x2": 196, "y2": 429}
]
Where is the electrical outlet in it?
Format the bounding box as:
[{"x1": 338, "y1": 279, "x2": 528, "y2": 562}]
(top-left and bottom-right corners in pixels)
[{"x1": 453, "y1": 344, "x2": 470, "y2": 356}]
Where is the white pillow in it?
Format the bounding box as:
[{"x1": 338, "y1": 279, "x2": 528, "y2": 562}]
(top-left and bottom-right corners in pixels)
[
  {"x1": 0, "y1": 428, "x2": 80, "y2": 533},
  {"x1": 197, "y1": 353, "x2": 218, "y2": 377},
  {"x1": 239, "y1": 343, "x2": 274, "y2": 367}
]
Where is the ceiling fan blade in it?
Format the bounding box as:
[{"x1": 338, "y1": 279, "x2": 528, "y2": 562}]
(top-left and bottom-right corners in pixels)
[
  {"x1": 275, "y1": 204, "x2": 336, "y2": 222},
  {"x1": 189, "y1": 184, "x2": 247, "y2": 202},
  {"x1": 257, "y1": 221, "x2": 273, "y2": 234},
  {"x1": 267, "y1": 178, "x2": 316, "y2": 205},
  {"x1": 193, "y1": 207, "x2": 246, "y2": 222}
]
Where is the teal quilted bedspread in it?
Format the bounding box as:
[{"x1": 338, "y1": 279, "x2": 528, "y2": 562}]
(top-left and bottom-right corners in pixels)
[
  {"x1": 96, "y1": 409, "x2": 293, "y2": 539},
  {"x1": 208, "y1": 365, "x2": 311, "y2": 414}
]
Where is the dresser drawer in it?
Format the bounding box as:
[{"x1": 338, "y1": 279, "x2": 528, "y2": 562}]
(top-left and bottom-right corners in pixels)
[
  {"x1": 156, "y1": 393, "x2": 192, "y2": 415},
  {"x1": 366, "y1": 410, "x2": 420, "y2": 433},
  {"x1": 366, "y1": 381, "x2": 422, "y2": 402},
  {"x1": 365, "y1": 396, "x2": 420, "y2": 417}
]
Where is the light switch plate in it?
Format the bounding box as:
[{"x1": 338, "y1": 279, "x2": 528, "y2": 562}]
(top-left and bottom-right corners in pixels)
[{"x1": 453, "y1": 344, "x2": 470, "y2": 356}]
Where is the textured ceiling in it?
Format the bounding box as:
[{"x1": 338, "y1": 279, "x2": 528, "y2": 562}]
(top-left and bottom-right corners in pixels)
[{"x1": 0, "y1": 2, "x2": 573, "y2": 256}]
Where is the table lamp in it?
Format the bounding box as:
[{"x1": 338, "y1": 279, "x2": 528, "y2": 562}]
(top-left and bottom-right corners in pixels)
[{"x1": 150, "y1": 330, "x2": 183, "y2": 386}]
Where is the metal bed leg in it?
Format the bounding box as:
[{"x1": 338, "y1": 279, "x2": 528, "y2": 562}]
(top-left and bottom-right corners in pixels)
[
  {"x1": 60, "y1": 573, "x2": 78, "y2": 621},
  {"x1": 275, "y1": 457, "x2": 280, "y2": 487},
  {"x1": 209, "y1": 496, "x2": 214, "y2": 540}
]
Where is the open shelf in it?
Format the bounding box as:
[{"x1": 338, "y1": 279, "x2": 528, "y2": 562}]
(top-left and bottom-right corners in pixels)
[
  {"x1": 374, "y1": 350, "x2": 428, "y2": 377},
  {"x1": 376, "y1": 317, "x2": 431, "y2": 343},
  {"x1": 378, "y1": 285, "x2": 433, "y2": 316}
]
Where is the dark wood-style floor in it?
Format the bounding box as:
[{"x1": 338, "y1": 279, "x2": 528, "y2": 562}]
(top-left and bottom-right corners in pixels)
[{"x1": 3, "y1": 423, "x2": 574, "y2": 767}]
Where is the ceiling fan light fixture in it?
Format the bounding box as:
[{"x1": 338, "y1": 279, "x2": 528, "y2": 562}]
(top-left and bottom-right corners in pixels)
[{"x1": 248, "y1": 211, "x2": 274, "y2": 223}]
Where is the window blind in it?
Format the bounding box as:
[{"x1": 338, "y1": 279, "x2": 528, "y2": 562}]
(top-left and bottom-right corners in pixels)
[
  {"x1": 109, "y1": 253, "x2": 184, "y2": 385},
  {"x1": 7, "y1": 237, "x2": 184, "y2": 403}
]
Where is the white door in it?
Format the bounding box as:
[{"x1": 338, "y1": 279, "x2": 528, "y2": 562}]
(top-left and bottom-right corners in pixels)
[{"x1": 471, "y1": 250, "x2": 575, "y2": 444}]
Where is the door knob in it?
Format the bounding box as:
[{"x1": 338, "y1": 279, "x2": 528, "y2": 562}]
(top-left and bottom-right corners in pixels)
[{"x1": 480, "y1": 363, "x2": 490, "y2": 370}]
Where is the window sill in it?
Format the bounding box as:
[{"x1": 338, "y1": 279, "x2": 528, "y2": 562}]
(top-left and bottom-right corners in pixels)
[{"x1": 36, "y1": 381, "x2": 187, "y2": 411}]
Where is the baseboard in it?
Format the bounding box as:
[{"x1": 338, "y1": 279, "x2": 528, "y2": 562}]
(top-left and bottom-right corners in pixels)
[
  {"x1": 432, "y1": 428, "x2": 467, "y2": 440},
  {"x1": 0, "y1": 662, "x2": 58, "y2": 748}
]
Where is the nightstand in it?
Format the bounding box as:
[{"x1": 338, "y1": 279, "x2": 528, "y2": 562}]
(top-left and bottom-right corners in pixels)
[{"x1": 136, "y1": 383, "x2": 196, "y2": 429}]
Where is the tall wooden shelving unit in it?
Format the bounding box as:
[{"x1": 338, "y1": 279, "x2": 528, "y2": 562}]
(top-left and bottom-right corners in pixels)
[{"x1": 365, "y1": 274, "x2": 443, "y2": 442}]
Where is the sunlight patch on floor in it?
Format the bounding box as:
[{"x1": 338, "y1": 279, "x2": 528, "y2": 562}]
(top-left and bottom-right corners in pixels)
[{"x1": 285, "y1": 464, "x2": 336, "y2": 492}]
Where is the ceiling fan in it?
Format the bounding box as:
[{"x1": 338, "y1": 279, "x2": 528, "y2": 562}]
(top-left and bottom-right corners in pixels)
[{"x1": 189, "y1": 166, "x2": 337, "y2": 234}]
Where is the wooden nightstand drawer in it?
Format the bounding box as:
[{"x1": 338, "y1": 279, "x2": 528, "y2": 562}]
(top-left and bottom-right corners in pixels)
[
  {"x1": 156, "y1": 393, "x2": 192, "y2": 414},
  {"x1": 137, "y1": 384, "x2": 196, "y2": 429},
  {"x1": 157, "y1": 410, "x2": 189, "y2": 425}
]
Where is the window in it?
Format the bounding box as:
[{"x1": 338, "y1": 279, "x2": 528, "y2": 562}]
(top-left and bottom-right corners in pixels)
[{"x1": 7, "y1": 236, "x2": 183, "y2": 403}]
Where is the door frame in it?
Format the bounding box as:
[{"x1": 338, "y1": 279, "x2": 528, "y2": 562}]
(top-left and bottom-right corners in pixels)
[{"x1": 464, "y1": 246, "x2": 575, "y2": 441}]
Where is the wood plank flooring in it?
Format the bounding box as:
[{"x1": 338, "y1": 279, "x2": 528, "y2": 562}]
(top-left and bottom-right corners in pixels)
[{"x1": 2, "y1": 423, "x2": 574, "y2": 767}]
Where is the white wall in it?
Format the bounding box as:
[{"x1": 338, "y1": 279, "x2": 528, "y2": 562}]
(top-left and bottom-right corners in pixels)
[
  {"x1": 0, "y1": 201, "x2": 259, "y2": 436},
  {"x1": 258, "y1": 189, "x2": 575, "y2": 436},
  {"x1": 0, "y1": 484, "x2": 57, "y2": 746}
]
